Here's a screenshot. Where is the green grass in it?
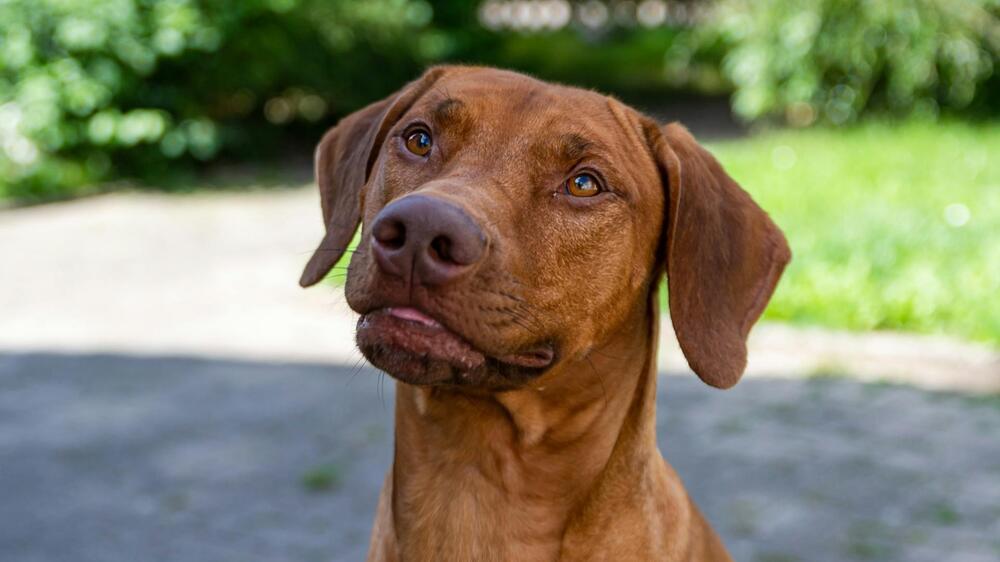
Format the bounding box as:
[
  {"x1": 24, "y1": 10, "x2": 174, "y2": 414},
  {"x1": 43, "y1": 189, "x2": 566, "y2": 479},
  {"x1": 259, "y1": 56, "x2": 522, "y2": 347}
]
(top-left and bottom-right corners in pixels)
[
  {"x1": 708, "y1": 121, "x2": 1000, "y2": 345},
  {"x1": 300, "y1": 463, "x2": 343, "y2": 493}
]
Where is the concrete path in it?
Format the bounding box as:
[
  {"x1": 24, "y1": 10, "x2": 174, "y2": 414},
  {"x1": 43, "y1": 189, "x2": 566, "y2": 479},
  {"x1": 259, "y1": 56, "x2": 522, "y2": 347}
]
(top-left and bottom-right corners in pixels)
[
  {"x1": 2, "y1": 352, "x2": 998, "y2": 562},
  {"x1": 2, "y1": 189, "x2": 999, "y2": 561}
]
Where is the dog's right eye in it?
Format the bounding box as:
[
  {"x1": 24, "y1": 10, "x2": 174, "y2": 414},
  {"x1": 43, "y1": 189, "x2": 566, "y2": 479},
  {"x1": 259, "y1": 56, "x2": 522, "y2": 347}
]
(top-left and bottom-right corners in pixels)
[
  {"x1": 405, "y1": 130, "x2": 433, "y2": 157},
  {"x1": 565, "y1": 172, "x2": 602, "y2": 198}
]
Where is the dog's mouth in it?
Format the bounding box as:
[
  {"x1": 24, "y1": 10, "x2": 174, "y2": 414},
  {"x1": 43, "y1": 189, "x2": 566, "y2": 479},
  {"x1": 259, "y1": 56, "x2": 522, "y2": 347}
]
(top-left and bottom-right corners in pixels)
[{"x1": 356, "y1": 307, "x2": 555, "y2": 387}]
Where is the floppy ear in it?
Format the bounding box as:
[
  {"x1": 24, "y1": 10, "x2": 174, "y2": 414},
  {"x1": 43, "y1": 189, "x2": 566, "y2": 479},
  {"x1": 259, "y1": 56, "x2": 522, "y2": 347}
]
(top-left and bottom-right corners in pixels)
[
  {"x1": 649, "y1": 123, "x2": 791, "y2": 389},
  {"x1": 299, "y1": 67, "x2": 449, "y2": 287}
]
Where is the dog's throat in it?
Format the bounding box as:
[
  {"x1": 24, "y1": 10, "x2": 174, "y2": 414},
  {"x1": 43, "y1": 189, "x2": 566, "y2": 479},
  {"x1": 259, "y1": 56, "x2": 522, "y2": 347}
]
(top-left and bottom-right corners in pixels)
[{"x1": 388, "y1": 320, "x2": 660, "y2": 559}]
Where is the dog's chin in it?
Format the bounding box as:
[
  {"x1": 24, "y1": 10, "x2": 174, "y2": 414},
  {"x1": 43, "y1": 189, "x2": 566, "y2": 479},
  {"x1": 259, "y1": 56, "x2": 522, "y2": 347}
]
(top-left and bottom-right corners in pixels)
[{"x1": 356, "y1": 308, "x2": 553, "y2": 389}]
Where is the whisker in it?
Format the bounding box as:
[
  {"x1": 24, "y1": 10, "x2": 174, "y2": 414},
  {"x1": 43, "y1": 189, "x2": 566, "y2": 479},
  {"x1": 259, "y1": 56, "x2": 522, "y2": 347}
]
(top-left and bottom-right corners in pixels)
[
  {"x1": 584, "y1": 353, "x2": 609, "y2": 410},
  {"x1": 505, "y1": 313, "x2": 539, "y2": 339},
  {"x1": 295, "y1": 247, "x2": 366, "y2": 257},
  {"x1": 587, "y1": 347, "x2": 629, "y2": 362},
  {"x1": 347, "y1": 351, "x2": 367, "y2": 386},
  {"x1": 378, "y1": 370, "x2": 386, "y2": 410},
  {"x1": 497, "y1": 290, "x2": 527, "y2": 304}
]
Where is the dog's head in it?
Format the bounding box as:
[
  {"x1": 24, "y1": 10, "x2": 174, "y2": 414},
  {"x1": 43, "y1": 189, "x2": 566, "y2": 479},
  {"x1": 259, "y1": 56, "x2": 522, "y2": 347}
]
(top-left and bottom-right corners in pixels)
[{"x1": 301, "y1": 66, "x2": 789, "y2": 391}]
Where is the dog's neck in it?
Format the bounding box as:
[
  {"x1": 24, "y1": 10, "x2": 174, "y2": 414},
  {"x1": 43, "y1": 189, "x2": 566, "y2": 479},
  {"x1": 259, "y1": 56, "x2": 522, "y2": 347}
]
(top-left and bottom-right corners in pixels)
[{"x1": 386, "y1": 297, "x2": 662, "y2": 560}]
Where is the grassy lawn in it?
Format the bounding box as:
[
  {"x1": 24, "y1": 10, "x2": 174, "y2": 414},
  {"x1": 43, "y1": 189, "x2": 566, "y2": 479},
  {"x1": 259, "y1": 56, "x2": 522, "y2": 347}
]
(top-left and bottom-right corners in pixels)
[{"x1": 709, "y1": 121, "x2": 999, "y2": 345}]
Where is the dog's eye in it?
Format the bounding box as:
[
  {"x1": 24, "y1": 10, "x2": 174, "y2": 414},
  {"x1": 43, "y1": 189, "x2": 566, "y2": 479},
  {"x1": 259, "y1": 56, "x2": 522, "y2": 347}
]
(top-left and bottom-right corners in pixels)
[
  {"x1": 566, "y1": 173, "x2": 601, "y2": 197},
  {"x1": 405, "y1": 130, "x2": 432, "y2": 157}
]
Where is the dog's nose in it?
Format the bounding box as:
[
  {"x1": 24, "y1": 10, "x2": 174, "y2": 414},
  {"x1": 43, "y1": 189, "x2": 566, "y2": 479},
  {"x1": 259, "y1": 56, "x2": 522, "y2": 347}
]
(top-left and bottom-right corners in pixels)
[{"x1": 370, "y1": 195, "x2": 486, "y2": 286}]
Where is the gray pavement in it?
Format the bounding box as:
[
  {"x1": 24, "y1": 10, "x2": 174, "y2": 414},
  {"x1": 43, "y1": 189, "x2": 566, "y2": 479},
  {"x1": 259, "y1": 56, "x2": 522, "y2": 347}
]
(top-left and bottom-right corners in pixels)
[
  {"x1": 2, "y1": 352, "x2": 999, "y2": 562},
  {"x1": 2, "y1": 189, "x2": 999, "y2": 561}
]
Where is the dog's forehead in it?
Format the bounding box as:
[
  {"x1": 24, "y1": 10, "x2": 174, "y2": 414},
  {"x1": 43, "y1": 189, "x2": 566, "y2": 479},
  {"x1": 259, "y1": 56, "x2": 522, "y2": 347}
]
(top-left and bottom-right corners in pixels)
[
  {"x1": 426, "y1": 70, "x2": 621, "y2": 137},
  {"x1": 435, "y1": 69, "x2": 603, "y2": 104},
  {"x1": 404, "y1": 68, "x2": 661, "y2": 201}
]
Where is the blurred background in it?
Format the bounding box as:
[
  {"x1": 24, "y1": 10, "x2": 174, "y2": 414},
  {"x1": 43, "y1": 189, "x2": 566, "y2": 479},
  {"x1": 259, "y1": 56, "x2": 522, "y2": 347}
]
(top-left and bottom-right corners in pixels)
[{"x1": 1, "y1": 1, "x2": 998, "y2": 561}]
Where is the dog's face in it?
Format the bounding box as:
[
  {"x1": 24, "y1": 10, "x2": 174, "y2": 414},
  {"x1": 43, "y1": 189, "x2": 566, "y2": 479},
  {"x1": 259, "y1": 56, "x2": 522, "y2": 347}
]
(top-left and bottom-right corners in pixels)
[
  {"x1": 347, "y1": 70, "x2": 667, "y2": 389},
  {"x1": 301, "y1": 67, "x2": 790, "y2": 391}
]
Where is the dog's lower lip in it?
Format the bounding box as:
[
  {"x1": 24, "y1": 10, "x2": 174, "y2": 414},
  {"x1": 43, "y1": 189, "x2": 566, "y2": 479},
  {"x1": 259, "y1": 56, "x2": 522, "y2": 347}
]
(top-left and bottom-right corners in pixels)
[
  {"x1": 357, "y1": 309, "x2": 486, "y2": 381},
  {"x1": 358, "y1": 308, "x2": 555, "y2": 371}
]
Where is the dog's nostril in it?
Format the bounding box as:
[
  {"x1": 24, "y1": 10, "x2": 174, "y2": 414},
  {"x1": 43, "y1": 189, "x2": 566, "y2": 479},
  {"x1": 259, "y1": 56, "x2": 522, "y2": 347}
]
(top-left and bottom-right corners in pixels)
[
  {"x1": 374, "y1": 220, "x2": 406, "y2": 250},
  {"x1": 429, "y1": 235, "x2": 453, "y2": 263}
]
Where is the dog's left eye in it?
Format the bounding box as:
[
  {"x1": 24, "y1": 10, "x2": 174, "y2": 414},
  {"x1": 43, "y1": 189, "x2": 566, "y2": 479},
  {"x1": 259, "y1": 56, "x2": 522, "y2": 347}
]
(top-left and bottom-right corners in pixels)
[
  {"x1": 565, "y1": 173, "x2": 602, "y2": 198},
  {"x1": 405, "y1": 130, "x2": 433, "y2": 157}
]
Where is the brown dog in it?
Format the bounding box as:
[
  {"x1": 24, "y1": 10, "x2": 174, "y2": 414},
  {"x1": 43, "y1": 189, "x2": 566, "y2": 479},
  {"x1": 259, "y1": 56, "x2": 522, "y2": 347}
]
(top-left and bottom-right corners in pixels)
[{"x1": 300, "y1": 66, "x2": 790, "y2": 561}]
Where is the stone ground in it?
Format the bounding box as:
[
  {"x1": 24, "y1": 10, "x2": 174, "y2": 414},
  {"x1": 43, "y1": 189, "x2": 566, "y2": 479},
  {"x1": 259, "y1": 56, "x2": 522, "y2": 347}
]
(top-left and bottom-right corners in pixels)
[{"x1": 2, "y1": 189, "x2": 999, "y2": 561}]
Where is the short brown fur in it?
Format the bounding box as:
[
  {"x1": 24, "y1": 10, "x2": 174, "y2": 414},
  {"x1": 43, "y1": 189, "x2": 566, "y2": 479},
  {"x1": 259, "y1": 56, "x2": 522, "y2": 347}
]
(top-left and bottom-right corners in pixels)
[{"x1": 301, "y1": 66, "x2": 790, "y2": 561}]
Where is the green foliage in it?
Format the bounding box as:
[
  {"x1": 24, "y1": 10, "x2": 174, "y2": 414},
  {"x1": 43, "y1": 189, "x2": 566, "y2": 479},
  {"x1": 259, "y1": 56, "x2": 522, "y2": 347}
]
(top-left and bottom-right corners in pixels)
[
  {"x1": 710, "y1": 121, "x2": 1000, "y2": 344},
  {"x1": 484, "y1": 27, "x2": 730, "y2": 97},
  {"x1": 709, "y1": 0, "x2": 1000, "y2": 124},
  {"x1": 1, "y1": 1, "x2": 997, "y2": 202},
  {"x1": 0, "y1": 0, "x2": 456, "y2": 202}
]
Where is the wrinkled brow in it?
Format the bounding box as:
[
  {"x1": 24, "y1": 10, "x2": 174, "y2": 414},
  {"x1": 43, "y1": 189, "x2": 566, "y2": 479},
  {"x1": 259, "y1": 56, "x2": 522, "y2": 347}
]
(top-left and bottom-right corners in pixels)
[
  {"x1": 432, "y1": 97, "x2": 468, "y2": 126},
  {"x1": 559, "y1": 133, "x2": 594, "y2": 162}
]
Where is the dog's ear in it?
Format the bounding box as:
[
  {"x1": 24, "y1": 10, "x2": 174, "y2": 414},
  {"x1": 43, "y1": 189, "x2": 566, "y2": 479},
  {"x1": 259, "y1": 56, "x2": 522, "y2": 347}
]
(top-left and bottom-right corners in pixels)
[
  {"x1": 299, "y1": 67, "x2": 449, "y2": 287},
  {"x1": 648, "y1": 122, "x2": 791, "y2": 388}
]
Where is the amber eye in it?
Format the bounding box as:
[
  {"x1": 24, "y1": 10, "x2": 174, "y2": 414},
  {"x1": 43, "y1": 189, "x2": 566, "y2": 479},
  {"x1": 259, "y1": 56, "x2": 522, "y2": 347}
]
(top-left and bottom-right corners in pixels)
[
  {"x1": 566, "y1": 172, "x2": 601, "y2": 197},
  {"x1": 404, "y1": 130, "x2": 432, "y2": 156}
]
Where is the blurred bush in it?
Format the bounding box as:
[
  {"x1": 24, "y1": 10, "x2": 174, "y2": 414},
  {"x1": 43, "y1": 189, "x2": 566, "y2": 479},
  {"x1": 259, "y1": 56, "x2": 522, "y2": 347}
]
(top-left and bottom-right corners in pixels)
[
  {"x1": 706, "y1": 0, "x2": 999, "y2": 125},
  {"x1": 1, "y1": 0, "x2": 997, "y2": 202},
  {"x1": 0, "y1": 0, "x2": 481, "y2": 201}
]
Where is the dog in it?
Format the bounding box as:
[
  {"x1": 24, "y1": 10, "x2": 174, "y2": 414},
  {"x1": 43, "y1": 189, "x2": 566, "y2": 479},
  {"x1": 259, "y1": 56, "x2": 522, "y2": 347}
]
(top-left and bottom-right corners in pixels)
[{"x1": 300, "y1": 66, "x2": 790, "y2": 561}]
